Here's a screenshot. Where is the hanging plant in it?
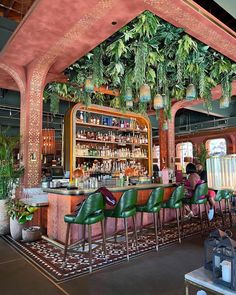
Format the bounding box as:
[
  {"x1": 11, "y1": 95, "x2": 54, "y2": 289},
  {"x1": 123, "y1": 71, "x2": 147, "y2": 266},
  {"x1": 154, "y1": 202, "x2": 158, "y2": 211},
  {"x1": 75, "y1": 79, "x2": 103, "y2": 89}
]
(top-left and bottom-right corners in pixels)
[
  {"x1": 92, "y1": 46, "x2": 104, "y2": 87},
  {"x1": 134, "y1": 42, "x2": 148, "y2": 90},
  {"x1": 43, "y1": 11, "x2": 236, "y2": 116},
  {"x1": 162, "y1": 120, "x2": 168, "y2": 131},
  {"x1": 219, "y1": 95, "x2": 230, "y2": 109}
]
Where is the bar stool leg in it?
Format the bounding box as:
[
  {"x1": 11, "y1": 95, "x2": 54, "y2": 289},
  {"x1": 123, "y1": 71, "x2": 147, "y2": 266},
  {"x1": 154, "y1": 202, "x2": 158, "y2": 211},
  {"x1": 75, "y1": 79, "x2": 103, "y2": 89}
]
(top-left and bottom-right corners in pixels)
[
  {"x1": 82, "y1": 224, "x2": 86, "y2": 251},
  {"x1": 101, "y1": 219, "x2": 107, "y2": 259},
  {"x1": 124, "y1": 218, "x2": 129, "y2": 261},
  {"x1": 140, "y1": 212, "x2": 144, "y2": 233},
  {"x1": 158, "y1": 211, "x2": 164, "y2": 243},
  {"x1": 227, "y1": 199, "x2": 232, "y2": 227},
  {"x1": 62, "y1": 223, "x2": 71, "y2": 267},
  {"x1": 175, "y1": 208, "x2": 181, "y2": 244},
  {"x1": 153, "y1": 212, "x2": 158, "y2": 251},
  {"x1": 204, "y1": 203, "x2": 210, "y2": 229},
  {"x1": 132, "y1": 215, "x2": 138, "y2": 251},
  {"x1": 162, "y1": 208, "x2": 165, "y2": 228},
  {"x1": 88, "y1": 224, "x2": 92, "y2": 273},
  {"x1": 180, "y1": 207, "x2": 184, "y2": 237},
  {"x1": 114, "y1": 218, "x2": 118, "y2": 243},
  {"x1": 219, "y1": 201, "x2": 225, "y2": 226},
  {"x1": 198, "y1": 204, "x2": 203, "y2": 234}
]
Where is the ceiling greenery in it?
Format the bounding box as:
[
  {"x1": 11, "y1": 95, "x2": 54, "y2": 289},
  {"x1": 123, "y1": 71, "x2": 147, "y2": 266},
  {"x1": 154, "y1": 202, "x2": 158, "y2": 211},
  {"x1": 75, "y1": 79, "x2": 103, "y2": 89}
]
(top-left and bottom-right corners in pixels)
[{"x1": 44, "y1": 11, "x2": 236, "y2": 118}]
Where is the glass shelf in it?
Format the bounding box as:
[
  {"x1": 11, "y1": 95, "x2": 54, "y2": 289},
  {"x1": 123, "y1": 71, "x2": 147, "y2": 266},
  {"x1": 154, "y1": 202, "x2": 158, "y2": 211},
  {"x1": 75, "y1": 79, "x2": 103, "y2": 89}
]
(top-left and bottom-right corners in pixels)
[
  {"x1": 75, "y1": 155, "x2": 148, "y2": 160},
  {"x1": 76, "y1": 121, "x2": 148, "y2": 133},
  {"x1": 75, "y1": 138, "x2": 148, "y2": 146}
]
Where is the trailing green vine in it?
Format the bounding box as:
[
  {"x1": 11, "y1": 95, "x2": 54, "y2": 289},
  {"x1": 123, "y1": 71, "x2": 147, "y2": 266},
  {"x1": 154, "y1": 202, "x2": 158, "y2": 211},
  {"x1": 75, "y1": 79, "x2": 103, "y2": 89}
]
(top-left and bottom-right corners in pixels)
[{"x1": 45, "y1": 11, "x2": 236, "y2": 115}]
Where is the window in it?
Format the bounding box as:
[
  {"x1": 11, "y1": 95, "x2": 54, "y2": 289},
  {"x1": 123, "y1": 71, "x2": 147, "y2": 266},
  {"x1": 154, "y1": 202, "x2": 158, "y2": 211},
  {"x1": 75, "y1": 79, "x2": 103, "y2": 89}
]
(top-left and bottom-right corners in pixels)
[
  {"x1": 176, "y1": 142, "x2": 193, "y2": 171},
  {"x1": 206, "y1": 138, "x2": 227, "y2": 156},
  {"x1": 153, "y1": 145, "x2": 160, "y2": 170}
]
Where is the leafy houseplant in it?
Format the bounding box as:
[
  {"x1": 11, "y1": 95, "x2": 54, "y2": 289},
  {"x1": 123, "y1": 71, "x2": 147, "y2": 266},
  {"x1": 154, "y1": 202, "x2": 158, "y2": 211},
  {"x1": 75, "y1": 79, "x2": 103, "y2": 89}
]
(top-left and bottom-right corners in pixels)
[
  {"x1": 0, "y1": 134, "x2": 24, "y2": 200},
  {"x1": 0, "y1": 133, "x2": 24, "y2": 235},
  {"x1": 6, "y1": 199, "x2": 38, "y2": 225},
  {"x1": 194, "y1": 143, "x2": 208, "y2": 169},
  {"x1": 6, "y1": 199, "x2": 38, "y2": 241}
]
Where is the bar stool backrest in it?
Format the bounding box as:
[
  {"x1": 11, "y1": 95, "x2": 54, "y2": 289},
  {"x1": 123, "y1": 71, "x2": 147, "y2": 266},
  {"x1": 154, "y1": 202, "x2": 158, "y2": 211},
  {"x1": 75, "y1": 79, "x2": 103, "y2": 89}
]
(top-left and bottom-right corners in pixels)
[
  {"x1": 215, "y1": 189, "x2": 233, "y2": 201},
  {"x1": 113, "y1": 189, "x2": 137, "y2": 218},
  {"x1": 146, "y1": 187, "x2": 164, "y2": 211},
  {"x1": 74, "y1": 192, "x2": 104, "y2": 223},
  {"x1": 169, "y1": 185, "x2": 184, "y2": 207},
  {"x1": 192, "y1": 182, "x2": 208, "y2": 203}
]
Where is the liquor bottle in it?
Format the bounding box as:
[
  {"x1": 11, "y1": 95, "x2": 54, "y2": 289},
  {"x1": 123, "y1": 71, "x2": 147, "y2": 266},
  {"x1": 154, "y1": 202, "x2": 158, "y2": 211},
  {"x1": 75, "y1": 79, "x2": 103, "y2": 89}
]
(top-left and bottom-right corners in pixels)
[
  {"x1": 83, "y1": 112, "x2": 87, "y2": 123},
  {"x1": 80, "y1": 111, "x2": 84, "y2": 122}
]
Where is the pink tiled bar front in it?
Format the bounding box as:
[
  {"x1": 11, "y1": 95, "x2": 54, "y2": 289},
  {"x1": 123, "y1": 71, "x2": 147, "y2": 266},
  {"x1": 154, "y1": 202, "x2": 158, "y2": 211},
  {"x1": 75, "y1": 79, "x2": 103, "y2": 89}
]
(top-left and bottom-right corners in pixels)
[{"x1": 45, "y1": 184, "x2": 175, "y2": 245}]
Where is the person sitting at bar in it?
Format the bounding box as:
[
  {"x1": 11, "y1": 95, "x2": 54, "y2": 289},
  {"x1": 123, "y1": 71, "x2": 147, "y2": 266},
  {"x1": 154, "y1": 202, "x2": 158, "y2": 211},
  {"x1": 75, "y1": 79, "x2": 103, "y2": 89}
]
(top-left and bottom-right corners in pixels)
[
  {"x1": 196, "y1": 163, "x2": 215, "y2": 221},
  {"x1": 183, "y1": 163, "x2": 202, "y2": 218}
]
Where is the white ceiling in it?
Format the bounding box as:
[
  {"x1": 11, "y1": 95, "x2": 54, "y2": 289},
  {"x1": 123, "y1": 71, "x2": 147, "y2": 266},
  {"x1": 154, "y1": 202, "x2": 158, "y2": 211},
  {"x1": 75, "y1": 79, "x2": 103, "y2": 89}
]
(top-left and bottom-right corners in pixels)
[{"x1": 214, "y1": 0, "x2": 236, "y2": 19}]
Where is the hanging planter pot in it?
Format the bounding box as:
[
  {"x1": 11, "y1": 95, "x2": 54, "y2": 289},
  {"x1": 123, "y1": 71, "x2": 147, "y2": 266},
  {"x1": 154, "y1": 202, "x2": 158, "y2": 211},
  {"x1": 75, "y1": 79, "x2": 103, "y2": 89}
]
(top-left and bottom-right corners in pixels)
[
  {"x1": 162, "y1": 120, "x2": 168, "y2": 131},
  {"x1": 126, "y1": 100, "x2": 133, "y2": 108},
  {"x1": 84, "y1": 78, "x2": 94, "y2": 93},
  {"x1": 124, "y1": 87, "x2": 133, "y2": 101},
  {"x1": 153, "y1": 93, "x2": 164, "y2": 110},
  {"x1": 140, "y1": 84, "x2": 151, "y2": 103},
  {"x1": 186, "y1": 83, "x2": 197, "y2": 100},
  {"x1": 219, "y1": 95, "x2": 230, "y2": 109}
]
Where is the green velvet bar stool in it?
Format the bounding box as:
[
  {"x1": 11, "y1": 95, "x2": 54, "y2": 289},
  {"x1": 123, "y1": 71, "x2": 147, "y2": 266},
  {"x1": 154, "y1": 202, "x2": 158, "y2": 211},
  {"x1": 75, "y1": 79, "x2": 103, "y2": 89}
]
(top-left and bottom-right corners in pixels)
[
  {"x1": 222, "y1": 190, "x2": 233, "y2": 227},
  {"x1": 63, "y1": 192, "x2": 107, "y2": 272},
  {"x1": 162, "y1": 185, "x2": 184, "y2": 243},
  {"x1": 104, "y1": 188, "x2": 137, "y2": 261},
  {"x1": 189, "y1": 182, "x2": 209, "y2": 232},
  {"x1": 215, "y1": 189, "x2": 226, "y2": 226},
  {"x1": 136, "y1": 187, "x2": 164, "y2": 251}
]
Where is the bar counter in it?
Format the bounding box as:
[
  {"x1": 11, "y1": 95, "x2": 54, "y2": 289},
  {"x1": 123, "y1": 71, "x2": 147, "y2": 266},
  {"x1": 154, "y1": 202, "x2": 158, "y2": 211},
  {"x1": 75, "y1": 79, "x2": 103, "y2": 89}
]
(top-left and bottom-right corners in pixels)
[{"x1": 44, "y1": 183, "x2": 175, "y2": 245}]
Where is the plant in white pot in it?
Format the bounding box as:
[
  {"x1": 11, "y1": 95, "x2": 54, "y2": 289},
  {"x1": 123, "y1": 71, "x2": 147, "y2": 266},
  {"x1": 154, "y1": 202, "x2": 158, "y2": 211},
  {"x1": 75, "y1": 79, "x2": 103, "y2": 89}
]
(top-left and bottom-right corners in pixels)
[
  {"x1": 0, "y1": 133, "x2": 24, "y2": 235},
  {"x1": 6, "y1": 199, "x2": 38, "y2": 241}
]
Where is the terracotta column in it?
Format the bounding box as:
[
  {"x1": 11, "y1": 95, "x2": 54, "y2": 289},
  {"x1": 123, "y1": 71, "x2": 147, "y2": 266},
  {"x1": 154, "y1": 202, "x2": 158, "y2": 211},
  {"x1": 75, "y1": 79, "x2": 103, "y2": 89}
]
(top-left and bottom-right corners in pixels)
[
  {"x1": 158, "y1": 110, "x2": 168, "y2": 169},
  {"x1": 20, "y1": 62, "x2": 48, "y2": 187}
]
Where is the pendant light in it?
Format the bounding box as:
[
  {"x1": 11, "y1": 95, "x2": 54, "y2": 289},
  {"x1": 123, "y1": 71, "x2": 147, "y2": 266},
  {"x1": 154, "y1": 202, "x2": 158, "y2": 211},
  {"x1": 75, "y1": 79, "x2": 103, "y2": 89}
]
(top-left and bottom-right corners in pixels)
[
  {"x1": 124, "y1": 87, "x2": 133, "y2": 101},
  {"x1": 219, "y1": 95, "x2": 230, "y2": 109},
  {"x1": 84, "y1": 78, "x2": 94, "y2": 93},
  {"x1": 126, "y1": 100, "x2": 133, "y2": 108},
  {"x1": 186, "y1": 83, "x2": 197, "y2": 100},
  {"x1": 140, "y1": 84, "x2": 151, "y2": 103},
  {"x1": 153, "y1": 93, "x2": 164, "y2": 110}
]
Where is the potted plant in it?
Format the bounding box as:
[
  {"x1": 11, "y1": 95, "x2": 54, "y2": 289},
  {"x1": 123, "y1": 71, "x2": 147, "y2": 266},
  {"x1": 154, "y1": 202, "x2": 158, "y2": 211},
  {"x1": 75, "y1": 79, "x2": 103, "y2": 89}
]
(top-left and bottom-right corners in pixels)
[
  {"x1": 6, "y1": 199, "x2": 38, "y2": 241},
  {"x1": 0, "y1": 133, "x2": 24, "y2": 234}
]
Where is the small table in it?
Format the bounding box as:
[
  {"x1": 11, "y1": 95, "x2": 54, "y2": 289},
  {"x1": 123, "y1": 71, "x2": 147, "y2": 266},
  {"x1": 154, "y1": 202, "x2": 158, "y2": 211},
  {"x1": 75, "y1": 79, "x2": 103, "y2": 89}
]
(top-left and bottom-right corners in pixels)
[{"x1": 185, "y1": 267, "x2": 235, "y2": 295}]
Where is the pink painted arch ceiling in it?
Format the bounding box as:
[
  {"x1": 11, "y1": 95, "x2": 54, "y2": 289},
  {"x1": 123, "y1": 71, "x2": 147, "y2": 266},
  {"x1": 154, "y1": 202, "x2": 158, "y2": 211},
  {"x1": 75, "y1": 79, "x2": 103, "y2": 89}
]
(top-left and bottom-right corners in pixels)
[{"x1": 0, "y1": 0, "x2": 235, "y2": 91}]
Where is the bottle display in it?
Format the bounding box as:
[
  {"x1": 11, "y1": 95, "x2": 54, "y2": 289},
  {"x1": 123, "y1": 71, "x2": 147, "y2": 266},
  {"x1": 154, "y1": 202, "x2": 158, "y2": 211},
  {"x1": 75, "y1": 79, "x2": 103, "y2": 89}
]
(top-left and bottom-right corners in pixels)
[{"x1": 64, "y1": 104, "x2": 152, "y2": 184}]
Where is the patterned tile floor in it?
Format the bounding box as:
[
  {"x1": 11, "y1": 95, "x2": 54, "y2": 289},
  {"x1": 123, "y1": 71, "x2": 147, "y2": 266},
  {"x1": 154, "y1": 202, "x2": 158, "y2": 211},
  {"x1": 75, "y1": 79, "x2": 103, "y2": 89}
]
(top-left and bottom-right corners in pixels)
[{"x1": 1, "y1": 214, "x2": 232, "y2": 283}]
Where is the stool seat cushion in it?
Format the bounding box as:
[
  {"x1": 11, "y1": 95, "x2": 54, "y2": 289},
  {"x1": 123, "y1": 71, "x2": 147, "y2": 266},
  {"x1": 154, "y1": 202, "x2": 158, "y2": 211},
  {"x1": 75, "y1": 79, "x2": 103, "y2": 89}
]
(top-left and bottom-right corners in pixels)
[
  {"x1": 136, "y1": 204, "x2": 162, "y2": 213},
  {"x1": 162, "y1": 201, "x2": 182, "y2": 209},
  {"x1": 64, "y1": 211, "x2": 104, "y2": 225},
  {"x1": 104, "y1": 207, "x2": 136, "y2": 218}
]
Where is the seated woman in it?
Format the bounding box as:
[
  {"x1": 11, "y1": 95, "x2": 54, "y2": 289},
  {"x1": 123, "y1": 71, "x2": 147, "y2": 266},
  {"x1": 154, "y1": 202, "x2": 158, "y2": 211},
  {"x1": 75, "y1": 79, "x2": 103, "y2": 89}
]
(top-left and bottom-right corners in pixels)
[
  {"x1": 183, "y1": 163, "x2": 202, "y2": 218},
  {"x1": 196, "y1": 163, "x2": 215, "y2": 220}
]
